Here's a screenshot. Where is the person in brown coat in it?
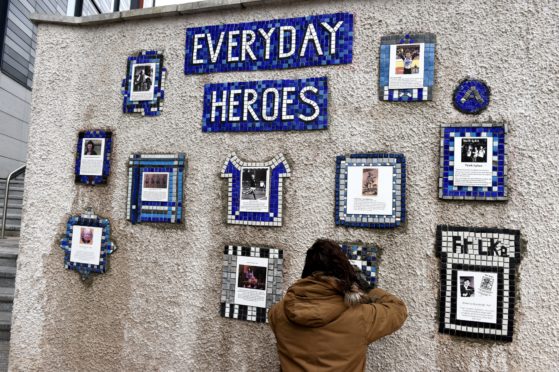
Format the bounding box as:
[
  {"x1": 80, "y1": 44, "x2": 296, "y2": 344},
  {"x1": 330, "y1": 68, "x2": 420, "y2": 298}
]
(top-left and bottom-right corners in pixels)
[{"x1": 269, "y1": 239, "x2": 408, "y2": 372}]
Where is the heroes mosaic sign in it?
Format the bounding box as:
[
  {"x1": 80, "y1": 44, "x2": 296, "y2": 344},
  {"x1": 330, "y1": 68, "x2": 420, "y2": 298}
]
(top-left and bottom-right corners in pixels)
[
  {"x1": 185, "y1": 13, "x2": 353, "y2": 74},
  {"x1": 202, "y1": 77, "x2": 327, "y2": 132}
]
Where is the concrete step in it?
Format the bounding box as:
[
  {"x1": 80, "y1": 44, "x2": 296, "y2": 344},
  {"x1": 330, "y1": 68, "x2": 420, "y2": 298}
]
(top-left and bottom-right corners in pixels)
[
  {"x1": 0, "y1": 340, "x2": 9, "y2": 370},
  {"x1": 0, "y1": 267, "x2": 15, "y2": 288},
  {"x1": 0, "y1": 287, "x2": 14, "y2": 303},
  {"x1": 0, "y1": 311, "x2": 11, "y2": 330}
]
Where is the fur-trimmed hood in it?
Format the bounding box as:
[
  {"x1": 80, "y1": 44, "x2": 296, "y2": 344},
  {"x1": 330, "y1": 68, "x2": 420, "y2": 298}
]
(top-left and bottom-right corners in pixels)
[{"x1": 282, "y1": 274, "x2": 371, "y2": 328}]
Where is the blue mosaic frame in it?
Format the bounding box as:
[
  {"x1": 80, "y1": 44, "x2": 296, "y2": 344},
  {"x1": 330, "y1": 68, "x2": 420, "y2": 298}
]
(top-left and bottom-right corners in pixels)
[
  {"x1": 339, "y1": 243, "x2": 379, "y2": 288},
  {"x1": 335, "y1": 153, "x2": 406, "y2": 229},
  {"x1": 220, "y1": 245, "x2": 283, "y2": 323},
  {"x1": 439, "y1": 124, "x2": 507, "y2": 201},
  {"x1": 121, "y1": 50, "x2": 166, "y2": 116},
  {"x1": 202, "y1": 77, "x2": 328, "y2": 132},
  {"x1": 453, "y1": 79, "x2": 491, "y2": 114},
  {"x1": 74, "y1": 130, "x2": 112, "y2": 185},
  {"x1": 185, "y1": 13, "x2": 353, "y2": 75},
  {"x1": 221, "y1": 153, "x2": 291, "y2": 226},
  {"x1": 379, "y1": 33, "x2": 436, "y2": 102},
  {"x1": 436, "y1": 225, "x2": 521, "y2": 342},
  {"x1": 60, "y1": 209, "x2": 116, "y2": 280},
  {"x1": 126, "y1": 153, "x2": 186, "y2": 224}
]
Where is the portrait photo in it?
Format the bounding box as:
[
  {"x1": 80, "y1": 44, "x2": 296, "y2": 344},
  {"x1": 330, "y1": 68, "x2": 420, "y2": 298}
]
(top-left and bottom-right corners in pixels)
[
  {"x1": 80, "y1": 227, "x2": 94, "y2": 246},
  {"x1": 143, "y1": 173, "x2": 168, "y2": 189},
  {"x1": 82, "y1": 139, "x2": 103, "y2": 157},
  {"x1": 362, "y1": 168, "x2": 379, "y2": 196},
  {"x1": 241, "y1": 168, "x2": 268, "y2": 201},
  {"x1": 394, "y1": 44, "x2": 421, "y2": 75},
  {"x1": 132, "y1": 64, "x2": 154, "y2": 93},
  {"x1": 237, "y1": 265, "x2": 267, "y2": 290},
  {"x1": 460, "y1": 276, "x2": 475, "y2": 297},
  {"x1": 461, "y1": 138, "x2": 488, "y2": 163}
]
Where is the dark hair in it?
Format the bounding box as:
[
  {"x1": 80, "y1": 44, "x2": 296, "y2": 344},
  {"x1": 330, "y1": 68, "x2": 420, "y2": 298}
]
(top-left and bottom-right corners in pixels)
[
  {"x1": 301, "y1": 239, "x2": 362, "y2": 293},
  {"x1": 86, "y1": 140, "x2": 94, "y2": 147}
]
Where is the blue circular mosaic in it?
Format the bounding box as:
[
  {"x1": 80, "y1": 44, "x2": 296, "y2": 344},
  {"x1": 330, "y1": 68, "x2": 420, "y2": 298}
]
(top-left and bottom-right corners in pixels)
[{"x1": 453, "y1": 79, "x2": 490, "y2": 114}]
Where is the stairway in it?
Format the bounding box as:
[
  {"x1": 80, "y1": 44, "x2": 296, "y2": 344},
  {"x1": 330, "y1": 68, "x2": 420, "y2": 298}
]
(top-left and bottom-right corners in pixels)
[
  {"x1": 0, "y1": 177, "x2": 24, "y2": 237},
  {"x1": 0, "y1": 238, "x2": 17, "y2": 371}
]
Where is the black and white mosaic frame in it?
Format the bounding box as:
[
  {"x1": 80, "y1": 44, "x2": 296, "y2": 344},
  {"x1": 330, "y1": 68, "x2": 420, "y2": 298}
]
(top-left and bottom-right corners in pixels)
[
  {"x1": 220, "y1": 245, "x2": 283, "y2": 323},
  {"x1": 436, "y1": 225, "x2": 521, "y2": 342},
  {"x1": 221, "y1": 153, "x2": 291, "y2": 226},
  {"x1": 339, "y1": 242, "x2": 379, "y2": 288},
  {"x1": 335, "y1": 153, "x2": 406, "y2": 229}
]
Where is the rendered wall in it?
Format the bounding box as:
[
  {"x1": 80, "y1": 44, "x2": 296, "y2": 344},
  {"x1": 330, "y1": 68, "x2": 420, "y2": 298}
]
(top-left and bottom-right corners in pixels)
[{"x1": 10, "y1": 0, "x2": 559, "y2": 370}]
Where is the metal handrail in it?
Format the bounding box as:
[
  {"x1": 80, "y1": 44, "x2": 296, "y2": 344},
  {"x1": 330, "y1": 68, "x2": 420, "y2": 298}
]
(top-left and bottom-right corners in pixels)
[{"x1": 1, "y1": 165, "x2": 26, "y2": 239}]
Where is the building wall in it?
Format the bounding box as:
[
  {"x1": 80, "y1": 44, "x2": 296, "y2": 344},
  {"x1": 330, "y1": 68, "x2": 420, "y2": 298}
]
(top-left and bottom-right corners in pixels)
[
  {"x1": 9, "y1": 0, "x2": 559, "y2": 371},
  {"x1": 0, "y1": 0, "x2": 68, "y2": 178}
]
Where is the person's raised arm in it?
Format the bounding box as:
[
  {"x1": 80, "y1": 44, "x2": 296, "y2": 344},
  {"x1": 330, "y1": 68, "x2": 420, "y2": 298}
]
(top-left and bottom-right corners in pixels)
[{"x1": 363, "y1": 288, "x2": 408, "y2": 343}]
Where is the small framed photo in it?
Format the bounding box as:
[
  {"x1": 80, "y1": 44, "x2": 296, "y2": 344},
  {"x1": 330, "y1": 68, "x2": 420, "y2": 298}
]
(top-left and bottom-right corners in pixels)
[
  {"x1": 121, "y1": 51, "x2": 166, "y2": 116},
  {"x1": 439, "y1": 124, "x2": 507, "y2": 201},
  {"x1": 379, "y1": 33, "x2": 435, "y2": 102},
  {"x1": 221, "y1": 153, "x2": 291, "y2": 226},
  {"x1": 126, "y1": 153, "x2": 186, "y2": 224},
  {"x1": 436, "y1": 226, "x2": 521, "y2": 342},
  {"x1": 220, "y1": 245, "x2": 283, "y2": 323},
  {"x1": 75, "y1": 130, "x2": 112, "y2": 185},
  {"x1": 60, "y1": 209, "x2": 117, "y2": 279},
  {"x1": 335, "y1": 153, "x2": 406, "y2": 229}
]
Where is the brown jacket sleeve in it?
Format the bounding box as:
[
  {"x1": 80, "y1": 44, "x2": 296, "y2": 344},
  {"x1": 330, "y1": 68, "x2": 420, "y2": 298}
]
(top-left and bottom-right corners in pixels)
[{"x1": 362, "y1": 288, "x2": 408, "y2": 343}]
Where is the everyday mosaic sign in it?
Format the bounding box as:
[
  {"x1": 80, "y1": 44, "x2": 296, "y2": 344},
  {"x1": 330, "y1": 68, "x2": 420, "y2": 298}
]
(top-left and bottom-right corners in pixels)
[
  {"x1": 185, "y1": 13, "x2": 353, "y2": 74},
  {"x1": 202, "y1": 77, "x2": 327, "y2": 132}
]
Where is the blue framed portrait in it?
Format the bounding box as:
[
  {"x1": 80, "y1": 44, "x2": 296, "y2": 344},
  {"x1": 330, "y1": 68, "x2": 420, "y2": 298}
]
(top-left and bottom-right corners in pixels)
[
  {"x1": 221, "y1": 153, "x2": 291, "y2": 226},
  {"x1": 335, "y1": 153, "x2": 406, "y2": 229},
  {"x1": 74, "y1": 130, "x2": 112, "y2": 185},
  {"x1": 60, "y1": 209, "x2": 117, "y2": 280},
  {"x1": 126, "y1": 153, "x2": 186, "y2": 224},
  {"x1": 379, "y1": 33, "x2": 436, "y2": 102},
  {"x1": 439, "y1": 124, "x2": 507, "y2": 201},
  {"x1": 121, "y1": 50, "x2": 166, "y2": 116}
]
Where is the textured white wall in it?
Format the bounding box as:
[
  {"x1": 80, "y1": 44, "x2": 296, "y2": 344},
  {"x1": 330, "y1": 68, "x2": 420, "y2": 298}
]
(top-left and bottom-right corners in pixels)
[{"x1": 9, "y1": 0, "x2": 559, "y2": 370}]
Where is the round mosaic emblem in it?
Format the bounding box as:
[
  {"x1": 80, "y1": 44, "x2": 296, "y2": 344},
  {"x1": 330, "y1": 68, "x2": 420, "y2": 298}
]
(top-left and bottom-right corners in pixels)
[{"x1": 453, "y1": 79, "x2": 490, "y2": 114}]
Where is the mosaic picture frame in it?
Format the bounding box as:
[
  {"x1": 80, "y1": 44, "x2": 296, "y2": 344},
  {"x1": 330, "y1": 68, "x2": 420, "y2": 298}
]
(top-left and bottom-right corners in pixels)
[
  {"x1": 74, "y1": 130, "x2": 112, "y2": 185},
  {"x1": 339, "y1": 243, "x2": 379, "y2": 288},
  {"x1": 121, "y1": 50, "x2": 166, "y2": 116},
  {"x1": 220, "y1": 245, "x2": 283, "y2": 323},
  {"x1": 221, "y1": 153, "x2": 291, "y2": 226},
  {"x1": 126, "y1": 153, "x2": 186, "y2": 224},
  {"x1": 379, "y1": 33, "x2": 436, "y2": 102},
  {"x1": 436, "y1": 225, "x2": 521, "y2": 342},
  {"x1": 439, "y1": 123, "x2": 507, "y2": 201},
  {"x1": 335, "y1": 153, "x2": 406, "y2": 229},
  {"x1": 60, "y1": 208, "x2": 117, "y2": 280}
]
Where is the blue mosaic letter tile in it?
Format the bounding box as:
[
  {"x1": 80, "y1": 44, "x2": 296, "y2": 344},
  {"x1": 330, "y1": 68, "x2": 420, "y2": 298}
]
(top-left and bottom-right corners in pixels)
[
  {"x1": 185, "y1": 13, "x2": 353, "y2": 74},
  {"x1": 202, "y1": 77, "x2": 327, "y2": 132}
]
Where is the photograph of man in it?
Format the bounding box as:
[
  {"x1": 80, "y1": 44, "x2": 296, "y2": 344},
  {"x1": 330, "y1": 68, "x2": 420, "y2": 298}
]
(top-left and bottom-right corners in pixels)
[
  {"x1": 460, "y1": 277, "x2": 475, "y2": 297},
  {"x1": 241, "y1": 168, "x2": 268, "y2": 201},
  {"x1": 133, "y1": 65, "x2": 153, "y2": 92},
  {"x1": 237, "y1": 265, "x2": 267, "y2": 290},
  {"x1": 362, "y1": 168, "x2": 379, "y2": 196},
  {"x1": 80, "y1": 228, "x2": 94, "y2": 245},
  {"x1": 395, "y1": 45, "x2": 420, "y2": 74}
]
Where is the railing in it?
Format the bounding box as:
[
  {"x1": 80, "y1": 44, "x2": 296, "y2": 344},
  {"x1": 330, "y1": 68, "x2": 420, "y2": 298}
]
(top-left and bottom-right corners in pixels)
[{"x1": 1, "y1": 165, "x2": 26, "y2": 239}]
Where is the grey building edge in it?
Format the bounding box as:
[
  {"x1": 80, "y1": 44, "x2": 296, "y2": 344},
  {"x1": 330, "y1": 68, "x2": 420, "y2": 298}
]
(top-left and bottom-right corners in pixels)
[{"x1": 30, "y1": 0, "x2": 269, "y2": 25}]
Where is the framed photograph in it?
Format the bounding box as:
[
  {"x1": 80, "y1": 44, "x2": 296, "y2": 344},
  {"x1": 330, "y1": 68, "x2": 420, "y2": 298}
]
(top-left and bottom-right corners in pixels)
[
  {"x1": 221, "y1": 153, "x2": 291, "y2": 226},
  {"x1": 436, "y1": 225, "x2": 521, "y2": 342},
  {"x1": 121, "y1": 50, "x2": 166, "y2": 116},
  {"x1": 220, "y1": 245, "x2": 284, "y2": 323},
  {"x1": 339, "y1": 243, "x2": 379, "y2": 288},
  {"x1": 60, "y1": 209, "x2": 117, "y2": 279},
  {"x1": 126, "y1": 153, "x2": 186, "y2": 224},
  {"x1": 335, "y1": 153, "x2": 406, "y2": 229},
  {"x1": 439, "y1": 124, "x2": 507, "y2": 200},
  {"x1": 379, "y1": 33, "x2": 435, "y2": 102},
  {"x1": 75, "y1": 130, "x2": 112, "y2": 185}
]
